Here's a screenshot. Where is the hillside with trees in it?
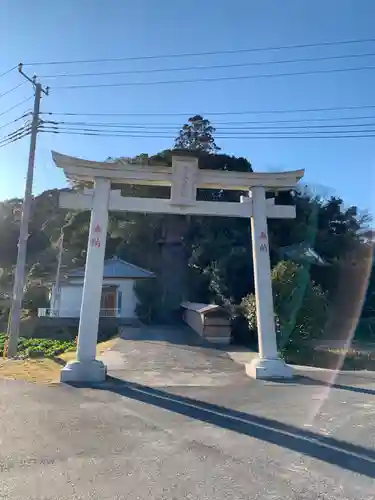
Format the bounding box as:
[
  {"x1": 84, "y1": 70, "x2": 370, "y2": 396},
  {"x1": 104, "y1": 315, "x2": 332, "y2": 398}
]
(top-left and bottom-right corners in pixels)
[{"x1": 0, "y1": 115, "x2": 373, "y2": 350}]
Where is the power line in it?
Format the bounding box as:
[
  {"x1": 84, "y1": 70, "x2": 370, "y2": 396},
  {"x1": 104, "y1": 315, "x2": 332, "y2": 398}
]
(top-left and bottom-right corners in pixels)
[
  {"x1": 50, "y1": 119, "x2": 375, "y2": 129},
  {"x1": 41, "y1": 103, "x2": 375, "y2": 117},
  {"x1": 39, "y1": 51, "x2": 375, "y2": 79},
  {"x1": 0, "y1": 130, "x2": 31, "y2": 149},
  {"x1": 39, "y1": 127, "x2": 375, "y2": 139},
  {"x1": 0, "y1": 112, "x2": 31, "y2": 131},
  {"x1": 52, "y1": 65, "x2": 375, "y2": 90},
  {"x1": 213, "y1": 115, "x2": 375, "y2": 125},
  {"x1": 0, "y1": 118, "x2": 19, "y2": 132},
  {"x1": 43, "y1": 119, "x2": 375, "y2": 132},
  {"x1": 0, "y1": 83, "x2": 24, "y2": 99},
  {"x1": 224, "y1": 122, "x2": 375, "y2": 131},
  {"x1": 43, "y1": 115, "x2": 375, "y2": 127},
  {"x1": 23, "y1": 37, "x2": 375, "y2": 66},
  {"x1": 222, "y1": 122, "x2": 375, "y2": 131},
  {"x1": 0, "y1": 130, "x2": 30, "y2": 147},
  {"x1": 0, "y1": 96, "x2": 33, "y2": 118},
  {"x1": 0, "y1": 124, "x2": 30, "y2": 142},
  {"x1": 0, "y1": 125, "x2": 31, "y2": 148},
  {"x1": 41, "y1": 124, "x2": 375, "y2": 135},
  {"x1": 218, "y1": 128, "x2": 375, "y2": 135},
  {"x1": 0, "y1": 66, "x2": 17, "y2": 79}
]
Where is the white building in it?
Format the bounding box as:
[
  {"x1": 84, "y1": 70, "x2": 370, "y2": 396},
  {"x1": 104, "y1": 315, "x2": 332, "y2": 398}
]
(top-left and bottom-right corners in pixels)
[{"x1": 39, "y1": 257, "x2": 154, "y2": 319}]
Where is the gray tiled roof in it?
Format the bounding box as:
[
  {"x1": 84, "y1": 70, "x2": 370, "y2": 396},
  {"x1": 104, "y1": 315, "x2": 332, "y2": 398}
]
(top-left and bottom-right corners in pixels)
[{"x1": 67, "y1": 257, "x2": 154, "y2": 279}]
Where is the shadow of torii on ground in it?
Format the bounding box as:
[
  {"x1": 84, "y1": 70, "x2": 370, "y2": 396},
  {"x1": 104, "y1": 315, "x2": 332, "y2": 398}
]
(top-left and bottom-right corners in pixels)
[{"x1": 68, "y1": 376, "x2": 375, "y2": 479}]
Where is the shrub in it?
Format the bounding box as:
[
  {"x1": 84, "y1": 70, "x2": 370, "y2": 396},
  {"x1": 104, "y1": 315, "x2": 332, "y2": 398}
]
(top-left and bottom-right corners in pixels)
[
  {"x1": 238, "y1": 294, "x2": 257, "y2": 332},
  {"x1": 22, "y1": 285, "x2": 49, "y2": 314},
  {"x1": 232, "y1": 295, "x2": 258, "y2": 347},
  {"x1": 134, "y1": 279, "x2": 163, "y2": 324},
  {"x1": 272, "y1": 261, "x2": 329, "y2": 350},
  {"x1": 0, "y1": 333, "x2": 7, "y2": 356},
  {"x1": 230, "y1": 312, "x2": 258, "y2": 347},
  {"x1": 0, "y1": 333, "x2": 75, "y2": 358},
  {"x1": 239, "y1": 261, "x2": 329, "y2": 351},
  {"x1": 97, "y1": 323, "x2": 118, "y2": 342}
]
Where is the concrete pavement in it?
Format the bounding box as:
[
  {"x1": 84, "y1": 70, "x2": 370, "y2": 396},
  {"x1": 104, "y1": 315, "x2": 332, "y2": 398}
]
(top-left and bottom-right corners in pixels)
[
  {"x1": 99, "y1": 324, "x2": 248, "y2": 387},
  {"x1": 0, "y1": 324, "x2": 375, "y2": 499}
]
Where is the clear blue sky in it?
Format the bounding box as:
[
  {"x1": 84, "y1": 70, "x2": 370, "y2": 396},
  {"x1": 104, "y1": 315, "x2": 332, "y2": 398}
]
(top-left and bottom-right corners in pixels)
[{"x1": 0, "y1": 0, "x2": 374, "y2": 216}]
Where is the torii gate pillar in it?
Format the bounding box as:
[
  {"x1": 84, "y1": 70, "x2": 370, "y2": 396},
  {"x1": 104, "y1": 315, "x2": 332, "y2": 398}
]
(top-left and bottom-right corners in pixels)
[
  {"x1": 247, "y1": 186, "x2": 292, "y2": 379},
  {"x1": 61, "y1": 178, "x2": 111, "y2": 383},
  {"x1": 53, "y1": 151, "x2": 304, "y2": 383}
]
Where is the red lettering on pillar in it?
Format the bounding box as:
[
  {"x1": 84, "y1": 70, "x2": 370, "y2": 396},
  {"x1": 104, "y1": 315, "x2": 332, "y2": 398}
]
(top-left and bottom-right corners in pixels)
[
  {"x1": 260, "y1": 231, "x2": 267, "y2": 240},
  {"x1": 91, "y1": 237, "x2": 101, "y2": 248},
  {"x1": 94, "y1": 224, "x2": 101, "y2": 233}
]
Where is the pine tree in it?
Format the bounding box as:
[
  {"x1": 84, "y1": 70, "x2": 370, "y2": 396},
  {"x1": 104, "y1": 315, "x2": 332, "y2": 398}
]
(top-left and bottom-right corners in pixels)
[{"x1": 174, "y1": 115, "x2": 220, "y2": 153}]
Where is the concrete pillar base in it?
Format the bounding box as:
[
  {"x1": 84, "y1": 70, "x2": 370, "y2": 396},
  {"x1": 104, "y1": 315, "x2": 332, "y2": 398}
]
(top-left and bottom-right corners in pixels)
[
  {"x1": 60, "y1": 359, "x2": 107, "y2": 383},
  {"x1": 246, "y1": 357, "x2": 293, "y2": 380}
]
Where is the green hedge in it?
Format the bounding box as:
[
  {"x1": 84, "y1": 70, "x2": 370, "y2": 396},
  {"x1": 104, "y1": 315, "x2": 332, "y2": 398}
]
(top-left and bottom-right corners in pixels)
[{"x1": 0, "y1": 333, "x2": 75, "y2": 358}]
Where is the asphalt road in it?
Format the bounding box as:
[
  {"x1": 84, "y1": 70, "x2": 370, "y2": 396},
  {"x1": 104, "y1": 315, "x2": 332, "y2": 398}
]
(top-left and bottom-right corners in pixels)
[{"x1": 0, "y1": 326, "x2": 375, "y2": 499}]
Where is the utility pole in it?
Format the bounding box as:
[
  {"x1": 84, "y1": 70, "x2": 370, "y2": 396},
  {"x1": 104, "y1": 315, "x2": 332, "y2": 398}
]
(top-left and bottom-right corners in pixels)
[{"x1": 6, "y1": 64, "x2": 49, "y2": 357}]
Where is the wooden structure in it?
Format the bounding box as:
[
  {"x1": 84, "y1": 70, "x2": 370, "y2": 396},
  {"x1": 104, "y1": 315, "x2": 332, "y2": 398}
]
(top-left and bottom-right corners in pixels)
[{"x1": 181, "y1": 302, "x2": 231, "y2": 344}]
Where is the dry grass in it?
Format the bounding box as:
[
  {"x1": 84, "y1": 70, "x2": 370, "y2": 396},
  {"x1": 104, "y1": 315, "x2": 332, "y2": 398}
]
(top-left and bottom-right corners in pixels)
[
  {"x1": 0, "y1": 358, "x2": 61, "y2": 384},
  {"x1": 59, "y1": 337, "x2": 117, "y2": 363},
  {"x1": 0, "y1": 337, "x2": 118, "y2": 384},
  {"x1": 285, "y1": 344, "x2": 375, "y2": 370}
]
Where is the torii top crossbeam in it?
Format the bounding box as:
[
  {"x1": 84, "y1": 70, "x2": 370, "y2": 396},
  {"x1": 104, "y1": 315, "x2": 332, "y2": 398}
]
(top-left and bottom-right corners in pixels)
[
  {"x1": 52, "y1": 151, "x2": 304, "y2": 192},
  {"x1": 53, "y1": 151, "x2": 304, "y2": 219}
]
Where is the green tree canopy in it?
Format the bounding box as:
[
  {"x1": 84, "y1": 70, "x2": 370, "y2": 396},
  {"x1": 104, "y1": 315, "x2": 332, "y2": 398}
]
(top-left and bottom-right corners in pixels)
[{"x1": 174, "y1": 115, "x2": 220, "y2": 153}]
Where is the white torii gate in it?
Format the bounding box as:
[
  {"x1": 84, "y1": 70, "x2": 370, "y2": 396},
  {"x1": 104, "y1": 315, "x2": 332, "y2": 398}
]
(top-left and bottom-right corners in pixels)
[{"x1": 52, "y1": 151, "x2": 304, "y2": 383}]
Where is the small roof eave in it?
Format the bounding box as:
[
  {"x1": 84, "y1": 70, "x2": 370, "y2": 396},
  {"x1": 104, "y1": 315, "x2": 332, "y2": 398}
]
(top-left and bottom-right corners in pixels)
[
  {"x1": 64, "y1": 257, "x2": 154, "y2": 280},
  {"x1": 181, "y1": 302, "x2": 225, "y2": 314}
]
